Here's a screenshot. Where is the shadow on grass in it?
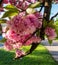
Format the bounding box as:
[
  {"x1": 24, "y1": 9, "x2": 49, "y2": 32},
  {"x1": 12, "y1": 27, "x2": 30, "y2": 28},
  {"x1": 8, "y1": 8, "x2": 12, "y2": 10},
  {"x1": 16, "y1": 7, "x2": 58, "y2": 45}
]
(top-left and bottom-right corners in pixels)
[{"x1": 0, "y1": 45, "x2": 58, "y2": 65}]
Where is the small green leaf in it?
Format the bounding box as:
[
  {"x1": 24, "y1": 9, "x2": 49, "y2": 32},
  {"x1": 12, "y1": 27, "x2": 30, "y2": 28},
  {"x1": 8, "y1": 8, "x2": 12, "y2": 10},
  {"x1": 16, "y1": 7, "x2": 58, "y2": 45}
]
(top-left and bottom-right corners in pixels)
[
  {"x1": 54, "y1": 21, "x2": 58, "y2": 38},
  {"x1": 48, "y1": 20, "x2": 55, "y2": 28},
  {"x1": 4, "y1": 4, "x2": 18, "y2": 11},
  {"x1": 2, "y1": 4, "x2": 19, "y2": 18},
  {"x1": 0, "y1": 38, "x2": 6, "y2": 43},
  {"x1": 29, "y1": 2, "x2": 41, "y2": 8},
  {"x1": 2, "y1": 10, "x2": 18, "y2": 18},
  {"x1": 43, "y1": 19, "x2": 47, "y2": 28},
  {"x1": 0, "y1": 19, "x2": 7, "y2": 23},
  {"x1": 48, "y1": 40, "x2": 52, "y2": 45},
  {"x1": 36, "y1": 30, "x2": 40, "y2": 36}
]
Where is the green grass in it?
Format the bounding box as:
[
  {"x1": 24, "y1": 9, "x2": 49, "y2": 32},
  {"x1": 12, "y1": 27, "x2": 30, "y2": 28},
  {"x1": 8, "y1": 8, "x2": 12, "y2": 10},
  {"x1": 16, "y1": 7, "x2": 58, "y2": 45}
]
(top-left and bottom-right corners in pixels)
[{"x1": 0, "y1": 44, "x2": 58, "y2": 65}]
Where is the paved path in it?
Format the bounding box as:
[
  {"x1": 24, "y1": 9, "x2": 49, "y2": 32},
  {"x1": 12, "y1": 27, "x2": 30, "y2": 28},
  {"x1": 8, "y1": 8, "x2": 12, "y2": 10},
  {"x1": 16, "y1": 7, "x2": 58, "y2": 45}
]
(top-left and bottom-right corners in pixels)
[{"x1": 41, "y1": 39, "x2": 58, "y2": 61}]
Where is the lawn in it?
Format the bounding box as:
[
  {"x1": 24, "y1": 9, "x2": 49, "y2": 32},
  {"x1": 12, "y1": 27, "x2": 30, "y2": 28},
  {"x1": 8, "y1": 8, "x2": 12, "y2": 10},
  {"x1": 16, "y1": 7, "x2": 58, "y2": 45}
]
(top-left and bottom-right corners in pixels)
[{"x1": 0, "y1": 44, "x2": 58, "y2": 65}]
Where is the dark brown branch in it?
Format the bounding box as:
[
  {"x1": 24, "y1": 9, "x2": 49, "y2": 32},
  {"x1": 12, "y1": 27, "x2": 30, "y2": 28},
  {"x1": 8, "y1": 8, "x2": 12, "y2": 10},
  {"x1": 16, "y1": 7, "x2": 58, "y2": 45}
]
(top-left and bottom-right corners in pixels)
[
  {"x1": 39, "y1": 6, "x2": 43, "y2": 12},
  {"x1": 14, "y1": 43, "x2": 40, "y2": 60},
  {"x1": 40, "y1": 0, "x2": 52, "y2": 40},
  {"x1": 39, "y1": 1, "x2": 45, "y2": 12},
  {"x1": 0, "y1": 24, "x2": 2, "y2": 35},
  {"x1": 26, "y1": 43, "x2": 39, "y2": 55},
  {"x1": 23, "y1": 29, "x2": 39, "y2": 43},
  {"x1": 50, "y1": 12, "x2": 58, "y2": 20}
]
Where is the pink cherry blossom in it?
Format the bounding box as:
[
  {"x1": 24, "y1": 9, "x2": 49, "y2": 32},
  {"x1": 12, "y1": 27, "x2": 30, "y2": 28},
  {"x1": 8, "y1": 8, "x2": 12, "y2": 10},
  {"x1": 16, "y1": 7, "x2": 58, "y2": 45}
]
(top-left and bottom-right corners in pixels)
[
  {"x1": 5, "y1": 30, "x2": 21, "y2": 42},
  {"x1": 3, "y1": 0, "x2": 9, "y2": 4},
  {"x1": 27, "y1": 0, "x2": 37, "y2": 3},
  {"x1": 16, "y1": 1, "x2": 30, "y2": 10},
  {"x1": 34, "y1": 12, "x2": 43, "y2": 19},
  {"x1": 9, "y1": 0, "x2": 16, "y2": 5},
  {"x1": 0, "y1": 7, "x2": 4, "y2": 12},
  {"x1": 7, "y1": 12, "x2": 42, "y2": 34},
  {"x1": 13, "y1": 42, "x2": 22, "y2": 49},
  {"x1": 26, "y1": 14, "x2": 42, "y2": 28},
  {"x1": 4, "y1": 40, "x2": 13, "y2": 51},
  {"x1": 15, "y1": 49, "x2": 25, "y2": 58},
  {"x1": 45, "y1": 27, "x2": 57, "y2": 40},
  {"x1": 24, "y1": 36, "x2": 41, "y2": 45}
]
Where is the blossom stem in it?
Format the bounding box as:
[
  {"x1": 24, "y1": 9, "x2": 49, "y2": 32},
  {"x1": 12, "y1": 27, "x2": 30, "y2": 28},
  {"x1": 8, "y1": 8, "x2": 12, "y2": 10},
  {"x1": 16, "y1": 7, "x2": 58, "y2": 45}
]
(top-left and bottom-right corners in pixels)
[{"x1": 50, "y1": 12, "x2": 58, "y2": 20}]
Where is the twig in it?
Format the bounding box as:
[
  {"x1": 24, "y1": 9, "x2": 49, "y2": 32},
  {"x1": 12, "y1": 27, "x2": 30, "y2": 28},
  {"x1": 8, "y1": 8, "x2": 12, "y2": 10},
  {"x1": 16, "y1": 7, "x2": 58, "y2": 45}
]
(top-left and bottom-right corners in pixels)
[
  {"x1": 39, "y1": 0, "x2": 45, "y2": 12},
  {"x1": 14, "y1": 43, "x2": 40, "y2": 60},
  {"x1": 39, "y1": 6, "x2": 43, "y2": 12},
  {"x1": 39, "y1": 2, "x2": 44, "y2": 12},
  {"x1": 50, "y1": 12, "x2": 58, "y2": 20},
  {"x1": 23, "y1": 29, "x2": 39, "y2": 43}
]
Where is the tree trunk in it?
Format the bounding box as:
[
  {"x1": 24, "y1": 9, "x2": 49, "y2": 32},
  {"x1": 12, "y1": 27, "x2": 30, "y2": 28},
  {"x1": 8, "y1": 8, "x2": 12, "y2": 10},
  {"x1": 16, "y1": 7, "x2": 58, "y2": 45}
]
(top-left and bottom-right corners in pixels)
[{"x1": 40, "y1": 0, "x2": 52, "y2": 39}]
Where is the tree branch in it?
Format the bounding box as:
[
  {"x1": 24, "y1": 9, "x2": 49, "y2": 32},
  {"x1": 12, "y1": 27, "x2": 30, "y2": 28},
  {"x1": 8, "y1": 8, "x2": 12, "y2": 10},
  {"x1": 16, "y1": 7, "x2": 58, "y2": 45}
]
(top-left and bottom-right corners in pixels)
[
  {"x1": 50, "y1": 12, "x2": 58, "y2": 20},
  {"x1": 14, "y1": 43, "x2": 40, "y2": 60},
  {"x1": 39, "y1": 5, "x2": 43, "y2": 12},
  {"x1": 40, "y1": 0, "x2": 52, "y2": 40},
  {"x1": 0, "y1": 24, "x2": 2, "y2": 35},
  {"x1": 23, "y1": 29, "x2": 39, "y2": 43},
  {"x1": 39, "y1": 2, "x2": 45, "y2": 12}
]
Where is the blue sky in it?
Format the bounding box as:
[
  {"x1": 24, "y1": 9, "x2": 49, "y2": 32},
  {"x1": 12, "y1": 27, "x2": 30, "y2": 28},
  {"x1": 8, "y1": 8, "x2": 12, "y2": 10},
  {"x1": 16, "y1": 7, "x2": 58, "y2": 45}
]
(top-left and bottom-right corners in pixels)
[{"x1": 51, "y1": 4, "x2": 58, "y2": 19}]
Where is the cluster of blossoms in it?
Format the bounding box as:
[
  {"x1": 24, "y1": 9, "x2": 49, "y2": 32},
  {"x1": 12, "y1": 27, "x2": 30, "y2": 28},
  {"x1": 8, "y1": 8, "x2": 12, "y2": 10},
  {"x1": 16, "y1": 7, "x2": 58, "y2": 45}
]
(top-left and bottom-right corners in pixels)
[
  {"x1": 1, "y1": 0, "x2": 58, "y2": 4},
  {"x1": 45, "y1": 27, "x2": 57, "y2": 40},
  {"x1": 0, "y1": 0, "x2": 37, "y2": 12},
  {"x1": 3, "y1": 12, "x2": 42, "y2": 57},
  {"x1": 0, "y1": 0, "x2": 57, "y2": 58},
  {"x1": 2, "y1": 0, "x2": 37, "y2": 4},
  {"x1": 0, "y1": 0, "x2": 58, "y2": 11}
]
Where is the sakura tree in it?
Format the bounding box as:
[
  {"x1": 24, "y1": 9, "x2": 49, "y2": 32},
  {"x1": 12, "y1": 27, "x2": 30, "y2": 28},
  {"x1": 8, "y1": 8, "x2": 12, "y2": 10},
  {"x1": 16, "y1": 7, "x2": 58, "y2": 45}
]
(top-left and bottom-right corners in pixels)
[{"x1": 0, "y1": 0, "x2": 58, "y2": 59}]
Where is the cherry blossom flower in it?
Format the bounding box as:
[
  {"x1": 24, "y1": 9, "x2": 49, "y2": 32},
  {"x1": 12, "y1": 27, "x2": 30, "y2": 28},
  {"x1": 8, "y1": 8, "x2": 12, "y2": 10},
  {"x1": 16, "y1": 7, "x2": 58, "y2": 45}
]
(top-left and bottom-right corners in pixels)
[
  {"x1": 45, "y1": 27, "x2": 57, "y2": 40},
  {"x1": 15, "y1": 49, "x2": 25, "y2": 58},
  {"x1": 4, "y1": 40, "x2": 13, "y2": 51}
]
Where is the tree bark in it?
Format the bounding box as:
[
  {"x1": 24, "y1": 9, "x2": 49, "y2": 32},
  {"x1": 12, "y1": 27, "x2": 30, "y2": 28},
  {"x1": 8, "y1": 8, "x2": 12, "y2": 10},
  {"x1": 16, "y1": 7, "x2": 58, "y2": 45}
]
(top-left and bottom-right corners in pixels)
[{"x1": 40, "y1": 0, "x2": 52, "y2": 39}]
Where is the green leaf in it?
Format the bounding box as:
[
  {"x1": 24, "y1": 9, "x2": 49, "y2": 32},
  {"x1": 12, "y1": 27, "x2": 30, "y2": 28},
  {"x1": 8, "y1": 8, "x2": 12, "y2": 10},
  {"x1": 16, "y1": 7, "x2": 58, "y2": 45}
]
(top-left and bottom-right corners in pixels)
[
  {"x1": 43, "y1": 19, "x2": 47, "y2": 28},
  {"x1": 36, "y1": 30, "x2": 40, "y2": 36},
  {"x1": 54, "y1": 21, "x2": 58, "y2": 38},
  {"x1": 29, "y1": 2, "x2": 41, "y2": 8},
  {"x1": 48, "y1": 40, "x2": 53, "y2": 45},
  {"x1": 4, "y1": 4, "x2": 18, "y2": 11},
  {"x1": 2, "y1": 4, "x2": 19, "y2": 18},
  {"x1": 0, "y1": 38, "x2": 6, "y2": 43},
  {"x1": 48, "y1": 20, "x2": 55, "y2": 28},
  {"x1": 2, "y1": 10, "x2": 18, "y2": 18},
  {"x1": 0, "y1": 19, "x2": 7, "y2": 23}
]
